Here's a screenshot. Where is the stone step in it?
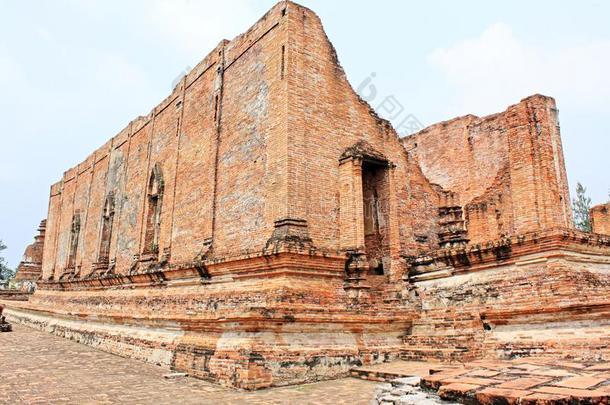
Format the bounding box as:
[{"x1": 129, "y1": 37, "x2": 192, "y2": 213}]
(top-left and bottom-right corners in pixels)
[
  {"x1": 401, "y1": 347, "x2": 470, "y2": 362},
  {"x1": 349, "y1": 367, "x2": 416, "y2": 382},
  {"x1": 402, "y1": 347, "x2": 468, "y2": 354},
  {"x1": 350, "y1": 360, "x2": 440, "y2": 383}
]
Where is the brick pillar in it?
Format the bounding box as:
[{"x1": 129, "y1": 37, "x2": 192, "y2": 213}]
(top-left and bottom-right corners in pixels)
[
  {"x1": 591, "y1": 203, "x2": 610, "y2": 235},
  {"x1": 507, "y1": 95, "x2": 573, "y2": 234},
  {"x1": 386, "y1": 164, "x2": 404, "y2": 282},
  {"x1": 338, "y1": 157, "x2": 370, "y2": 298},
  {"x1": 339, "y1": 157, "x2": 365, "y2": 251}
]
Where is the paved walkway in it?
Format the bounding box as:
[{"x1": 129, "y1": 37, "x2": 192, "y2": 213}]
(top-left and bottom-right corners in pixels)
[
  {"x1": 0, "y1": 324, "x2": 377, "y2": 404},
  {"x1": 423, "y1": 358, "x2": 610, "y2": 404}
]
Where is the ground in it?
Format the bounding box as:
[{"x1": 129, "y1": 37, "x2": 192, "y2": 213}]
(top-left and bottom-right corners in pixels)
[
  {"x1": 4, "y1": 324, "x2": 609, "y2": 404},
  {"x1": 0, "y1": 324, "x2": 377, "y2": 405}
]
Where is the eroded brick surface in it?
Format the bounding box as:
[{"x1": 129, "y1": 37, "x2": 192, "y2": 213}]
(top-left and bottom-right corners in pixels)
[{"x1": 402, "y1": 96, "x2": 573, "y2": 245}]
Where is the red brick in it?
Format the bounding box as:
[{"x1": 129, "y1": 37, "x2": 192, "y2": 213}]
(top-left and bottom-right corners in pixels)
[
  {"x1": 475, "y1": 387, "x2": 532, "y2": 404},
  {"x1": 438, "y1": 383, "x2": 481, "y2": 400},
  {"x1": 497, "y1": 377, "x2": 553, "y2": 390},
  {"x1": 467, "y1": 369, "x2": 502, "y2": 378},
  {"x1": 520, "y1": 392, "x2": 570, "y2": 405},
  {"x1": 555, "y1": 376, "x2": 606, "y2": 389},
  {"x1": 444, "y1": 376, "x2": 503, "y2": 386},
  {"x1": 535, "y1": 385, "x2": 609, "y2": 400}
]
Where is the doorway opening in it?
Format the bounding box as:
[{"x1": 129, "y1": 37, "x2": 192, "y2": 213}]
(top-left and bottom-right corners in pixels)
[{"x1": 361, "y1": 160, "x2": 390, "y2": 275}]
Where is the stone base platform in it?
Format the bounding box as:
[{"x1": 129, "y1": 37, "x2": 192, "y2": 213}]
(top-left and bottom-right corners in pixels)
[
  {"x1": 0, "y1": 290, "x2": 32, "y2": 301},
  {"x1": 3, "y1": 230, "x2": 609, "y2": 391},
  {"x1": 0, "y1": 251, "x2": 416, "y2": 390},
  {"x1": 351, "y1": 360, "x2": 444, "y2": 382}
]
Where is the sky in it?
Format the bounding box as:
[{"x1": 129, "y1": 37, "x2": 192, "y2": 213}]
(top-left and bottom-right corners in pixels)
[{"x1": 1, "y1": 0, "x2": 609, "y2": 268}]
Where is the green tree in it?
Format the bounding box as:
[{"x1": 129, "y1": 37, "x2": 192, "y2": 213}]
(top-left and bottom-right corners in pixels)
[
  {"x1": 573, "y1": 182, "x2": 592, "y2": 232},
  {"x1": 0, "y1": 240, "x2": 14, "y2": 281}
]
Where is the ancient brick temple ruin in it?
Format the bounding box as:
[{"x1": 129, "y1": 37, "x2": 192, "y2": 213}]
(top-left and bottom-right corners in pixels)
[
  {"x1": 14, "y1": 220, "x2": 46, "y2": 286},
  {"x1": 4, "y1": 1, "x2": 609, "y2": 390}
]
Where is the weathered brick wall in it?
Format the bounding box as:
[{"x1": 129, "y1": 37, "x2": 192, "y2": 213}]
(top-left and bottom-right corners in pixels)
[
  {"x1": 79, "y1": 147, "x2": 108, "y2": 275},
  {"x1": 591, "y1": 203, "x2": 610, "y2": 235},
  {"x1": 283, "y1": 4, "x2": 440, "y2": 277},
  {"x1": 41, "y1": 5, "x2": 294, "y2": 280},
  {"x1": 402, "y1": 95, "x2": 573, "y2": 245},
  {"x1": 42, "y1": 2, "x2": 579, "y2": 283},
  {"x1": 40, "y1": 2, "x2": 441, "y2": 282}
]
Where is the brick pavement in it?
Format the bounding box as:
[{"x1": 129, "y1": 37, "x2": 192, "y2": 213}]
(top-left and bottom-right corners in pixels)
[
  {"x1": 422, "y1": 358, "x2": 610, "y2": 404},
  {"x1": 0, "y1": 324, "x2": 377, "y2": 404}
]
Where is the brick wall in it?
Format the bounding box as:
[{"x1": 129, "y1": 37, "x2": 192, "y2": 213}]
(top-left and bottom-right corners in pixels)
[
  {"x1": 40, "y1": 2, "x2": 441, "y2": 282},
  {"x1": 283, "y1": 4, "x2": 440, "y2": 277},
  {"x1": 41, "y1": 5, "x2": 294, "y2": 280},
  {"x1": 406, "y1": 230, "x2": 610, "y2": 362},
  {"x1": 42, "y1": 2, "x2": 579, "y2": 282},
  {"x1": 402, "y1": 95, "x2": 573, "y2": 245}
]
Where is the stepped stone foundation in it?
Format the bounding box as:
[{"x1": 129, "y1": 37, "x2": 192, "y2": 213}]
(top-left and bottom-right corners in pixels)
[{"x1": 4, "y1": 1, "x2": 609, "y2": 391}]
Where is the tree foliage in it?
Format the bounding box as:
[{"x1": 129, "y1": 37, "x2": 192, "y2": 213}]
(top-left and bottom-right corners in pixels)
[
  {"x1": 573, "y1": 182, "x2": 592, "y2": 232},
  {"x1": 0, "y1": 240, "x2": 14, "y2": 281}
]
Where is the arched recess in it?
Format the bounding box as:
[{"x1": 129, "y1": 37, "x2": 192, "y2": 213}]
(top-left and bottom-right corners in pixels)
[
  {"x1": 97, "y1": 192, "x2": 115, "y2": 265},
  {"x1": 143, "y1": 163, "x2": 164, "y2": 256},
  {"x1": 66, "y1": 211, "x2": 81, "y2": 271}
]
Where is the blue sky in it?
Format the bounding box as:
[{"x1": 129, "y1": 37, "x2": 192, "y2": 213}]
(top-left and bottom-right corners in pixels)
[{"x1": 1, "y1": 0, "x2": 609, "y2": 267}]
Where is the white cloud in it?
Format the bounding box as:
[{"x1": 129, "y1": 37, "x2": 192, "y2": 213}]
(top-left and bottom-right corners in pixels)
[
  {"x1": 428, "y1": 22, "x2": 610, "y2": 116},
  {"x1": 145, "y1": 0, "x2": 261, "y2": 60}
]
